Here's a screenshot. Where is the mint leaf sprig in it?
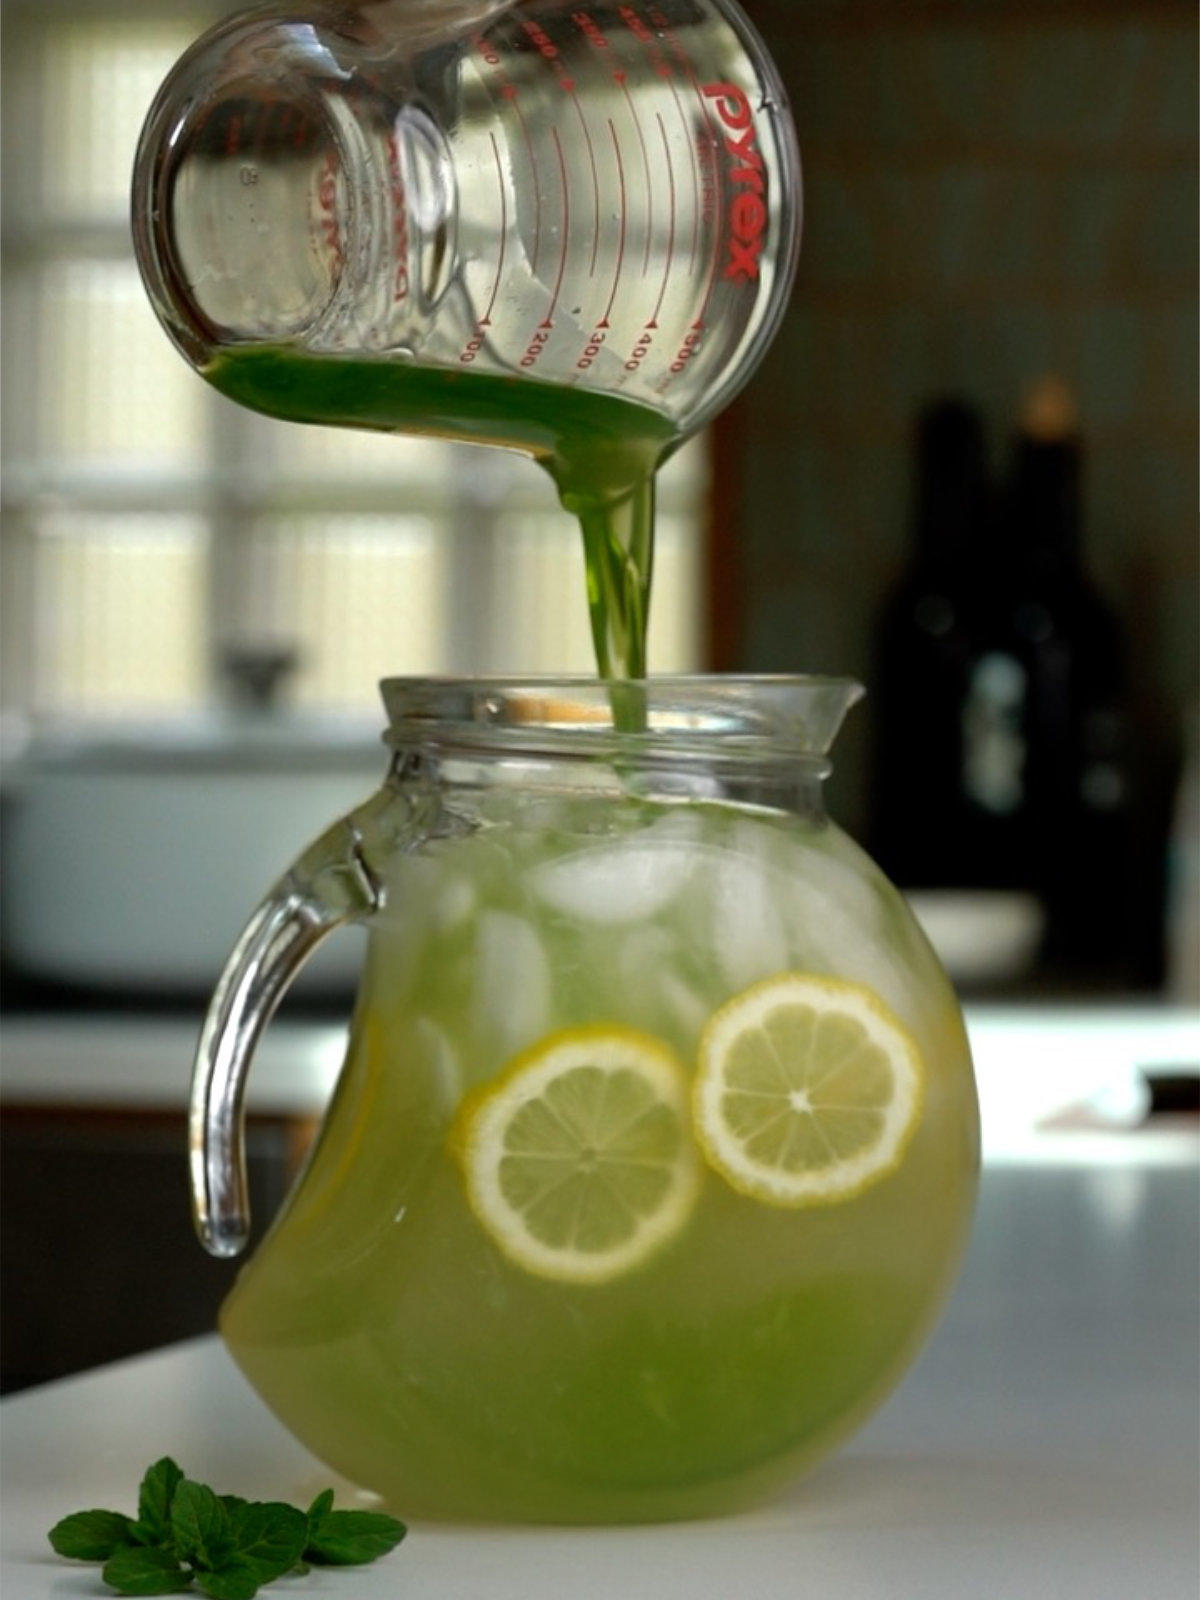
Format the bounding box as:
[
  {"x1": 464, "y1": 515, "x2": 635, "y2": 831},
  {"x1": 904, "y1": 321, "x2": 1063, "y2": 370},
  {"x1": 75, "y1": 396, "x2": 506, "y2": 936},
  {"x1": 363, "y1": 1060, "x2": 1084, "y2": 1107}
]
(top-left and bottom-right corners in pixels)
[{"x1": 49, "y1": 1457, "x2": 406, "y2": 1598}]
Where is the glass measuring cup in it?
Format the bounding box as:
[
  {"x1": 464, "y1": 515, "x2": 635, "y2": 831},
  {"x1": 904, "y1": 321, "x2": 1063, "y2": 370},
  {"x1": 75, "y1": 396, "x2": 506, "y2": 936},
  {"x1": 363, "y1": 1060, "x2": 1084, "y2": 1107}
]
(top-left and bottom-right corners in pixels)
[
  {"x1": 131, "y1": 0, "x2": 801, "y2": 439},
  {"x1": 191, "y1": 676, "x2": 979, "y2": 1523}
]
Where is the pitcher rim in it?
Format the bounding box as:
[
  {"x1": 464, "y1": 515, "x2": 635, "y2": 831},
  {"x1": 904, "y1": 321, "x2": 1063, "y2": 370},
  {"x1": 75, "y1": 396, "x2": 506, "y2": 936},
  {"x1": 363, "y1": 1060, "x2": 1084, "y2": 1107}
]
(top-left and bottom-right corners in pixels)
[{"x1": 378, "y1": 674, "x2": 864, "y2": 760}]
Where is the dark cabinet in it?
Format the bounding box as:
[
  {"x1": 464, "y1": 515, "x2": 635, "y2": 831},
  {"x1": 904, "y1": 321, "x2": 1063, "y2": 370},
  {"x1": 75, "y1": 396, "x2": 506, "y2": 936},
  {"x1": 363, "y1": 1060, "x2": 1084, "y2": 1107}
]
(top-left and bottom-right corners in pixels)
[{"x1": 1, "y1": 1108, "x2": 305, "y2": 1394}]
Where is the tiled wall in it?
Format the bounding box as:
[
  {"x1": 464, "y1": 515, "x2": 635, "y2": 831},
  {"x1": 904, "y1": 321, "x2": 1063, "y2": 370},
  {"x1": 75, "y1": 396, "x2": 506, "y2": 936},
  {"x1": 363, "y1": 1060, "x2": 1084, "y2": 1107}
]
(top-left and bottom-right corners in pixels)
[{"x1": 721, "y1": 1, "x2": 1197, "y2": 831}]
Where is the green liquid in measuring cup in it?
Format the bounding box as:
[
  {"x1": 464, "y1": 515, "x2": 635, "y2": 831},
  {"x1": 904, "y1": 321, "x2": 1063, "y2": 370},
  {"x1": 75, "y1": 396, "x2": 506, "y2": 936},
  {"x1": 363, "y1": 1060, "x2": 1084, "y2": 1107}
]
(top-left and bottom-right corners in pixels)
[{"x1": 203, "y1": 348, "x2": 682, "y2": 692}]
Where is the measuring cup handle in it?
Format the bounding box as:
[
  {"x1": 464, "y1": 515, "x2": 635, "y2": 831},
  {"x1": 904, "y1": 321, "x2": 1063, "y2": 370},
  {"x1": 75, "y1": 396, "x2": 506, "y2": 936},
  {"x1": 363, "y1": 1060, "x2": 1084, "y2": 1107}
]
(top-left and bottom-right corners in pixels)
[{"x1": 189, "y1": 806, "x2": 385, "y2": 1258}]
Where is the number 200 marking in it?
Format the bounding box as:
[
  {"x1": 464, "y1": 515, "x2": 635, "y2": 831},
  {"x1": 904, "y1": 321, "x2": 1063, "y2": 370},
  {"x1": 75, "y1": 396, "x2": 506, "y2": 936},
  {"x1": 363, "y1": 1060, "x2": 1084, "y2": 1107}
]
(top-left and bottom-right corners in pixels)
[{"x1": 520, "y1": 329, "x2": 551, "y2": 368}]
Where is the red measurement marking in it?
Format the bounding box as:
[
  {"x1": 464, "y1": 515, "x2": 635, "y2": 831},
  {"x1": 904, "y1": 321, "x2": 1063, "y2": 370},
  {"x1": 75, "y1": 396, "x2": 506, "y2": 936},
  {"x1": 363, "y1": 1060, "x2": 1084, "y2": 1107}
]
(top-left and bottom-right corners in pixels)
[
  {"x1": 608, "y1": 6, "x2": 702, "y2": 278},
  {"x1": 618, "y1": 3, "x2": 657, "y2": 53},
  {"x1": 658, "y1": 78, "x2": 701, "y2": 275},
  {"x1": 603, "y1": 117, "x2": 628, "y2": 325},
  {"x1": 647, "y1": 8, "x2": 699, "y2": 89},
  {"x1": 573, "y1": 10, "x2": 610, "y2": 50},
  {"x1": 687, "y1": 84, "x2": 726, "y2": 327},
  {"x1": 614, "y1": 77, "x2": 653, "y2": 276},
  {"x1": 502, "y1": 88, "x2": 542, "y2": 277},
  {"x1": 565, "y1": 90, "x2": 602, "y2": 279},
  {"x1": 638, "y1": 13, "x2": 725, "y2": 317},
  {"x1": 668, "y1": 322, "x2": 705, "y2": 378},
  {"x1": 519, "y1": 14, "x2": 560, "y2": 61},
  {"x1": 553, "y1": 71, "x2": 600, "y2": 279},
  {"x1": 225, "y1": 111, "x2": 244, "y2": 157},
  {"x1": 646, "y1": 112, "x2": 676, "y2": 328},
  {"x1": 480, "y1": 130, "x2": 508, "y2": 327},
  {"x1": 543, "y1": 127, "x2": 571, "y2": 326},
  {"x1": 386, "y1": 130, "x2": 410, "y2": 304},
  {"x1": 473, "y1": 30, "x2": 503, "y2": 68},
  {"x1": 317, "y1": 150, "x2": 343, "y2": 274}
]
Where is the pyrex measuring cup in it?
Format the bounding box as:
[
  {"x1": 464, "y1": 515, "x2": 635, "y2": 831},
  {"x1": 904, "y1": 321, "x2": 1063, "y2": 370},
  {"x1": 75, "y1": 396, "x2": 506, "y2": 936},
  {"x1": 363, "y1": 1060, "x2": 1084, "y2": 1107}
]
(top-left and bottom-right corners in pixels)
[{"x1": 132, "y1": 0, "x2": 801, "y2": 436}]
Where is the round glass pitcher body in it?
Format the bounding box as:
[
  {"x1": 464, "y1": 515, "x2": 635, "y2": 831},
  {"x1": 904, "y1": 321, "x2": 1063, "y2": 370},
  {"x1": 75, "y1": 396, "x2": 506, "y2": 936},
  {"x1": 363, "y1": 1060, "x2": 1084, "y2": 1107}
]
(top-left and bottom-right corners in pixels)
[
  {"x1": 131, "y1": 0, "x2": 800, "y2": 442},
  {"x1": 198, "y1": 679, "x2": 979, "y2": 1524}
]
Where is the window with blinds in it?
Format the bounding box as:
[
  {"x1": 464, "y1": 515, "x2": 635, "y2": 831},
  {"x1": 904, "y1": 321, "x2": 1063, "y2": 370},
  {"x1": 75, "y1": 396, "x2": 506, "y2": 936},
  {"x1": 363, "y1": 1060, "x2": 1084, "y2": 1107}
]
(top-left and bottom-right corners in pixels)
[{"x1": 0, "y1": 3, "x2": 707, "y2": 723}]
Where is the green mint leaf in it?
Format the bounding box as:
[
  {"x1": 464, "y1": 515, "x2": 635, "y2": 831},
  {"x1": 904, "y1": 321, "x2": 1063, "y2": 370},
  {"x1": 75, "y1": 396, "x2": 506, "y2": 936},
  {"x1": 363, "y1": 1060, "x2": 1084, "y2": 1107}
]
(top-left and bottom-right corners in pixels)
[
  {"x1": 48, "y1": 1508, "x2": 138, "y2": 1562},
  {"x1": 304, "y1": 1501, "x2": 407, "y2": 1567},
  {"x1": 49, "y1": 1461, "x2": 409, "y2": 1593},
  {"x1": 191, "y1": 1558, "x2": 263, "y2": 1600},
  {"x1": 134, "y1": 1458, "x2": 186, "y2": 1547},
  {"x1": 101, "y1": 1544, "x2": 193, "y2": 1596},
  {"x1": 170, "y1": 1480, "x2": 235, "y2": 1572},
  {"x1": 305, "y1": 1488, "x2": 335, "y2": 1525},
  {"x1": 225, "y1": 1501, "x2": 307, "y2": 1584}
]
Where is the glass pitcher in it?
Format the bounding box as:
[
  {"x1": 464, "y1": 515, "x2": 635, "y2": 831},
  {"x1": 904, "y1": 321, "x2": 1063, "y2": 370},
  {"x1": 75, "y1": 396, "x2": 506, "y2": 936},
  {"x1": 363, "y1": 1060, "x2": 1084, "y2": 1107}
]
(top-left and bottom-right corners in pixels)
[{"x1": 193, "y1": 677, "x2": 979, "y2": 1524}]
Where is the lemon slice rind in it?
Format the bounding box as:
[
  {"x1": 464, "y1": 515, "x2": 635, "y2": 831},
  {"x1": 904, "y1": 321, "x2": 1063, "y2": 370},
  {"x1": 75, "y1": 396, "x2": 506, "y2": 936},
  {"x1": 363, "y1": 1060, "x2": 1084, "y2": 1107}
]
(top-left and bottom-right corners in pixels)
[
  {"x1": 455, "y1": 1025, "x2": 702, "y2": 1286},
  {"x1": 692, "y1": 973, "x2": 925, "y2": 1209}
]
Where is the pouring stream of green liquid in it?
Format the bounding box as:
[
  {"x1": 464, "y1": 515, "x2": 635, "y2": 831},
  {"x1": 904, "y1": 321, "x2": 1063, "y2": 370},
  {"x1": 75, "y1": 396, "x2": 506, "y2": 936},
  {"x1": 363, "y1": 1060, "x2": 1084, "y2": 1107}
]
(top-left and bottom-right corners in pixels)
[{"x1": 203, "y1": 349, "x2": 682, "y2": 718}]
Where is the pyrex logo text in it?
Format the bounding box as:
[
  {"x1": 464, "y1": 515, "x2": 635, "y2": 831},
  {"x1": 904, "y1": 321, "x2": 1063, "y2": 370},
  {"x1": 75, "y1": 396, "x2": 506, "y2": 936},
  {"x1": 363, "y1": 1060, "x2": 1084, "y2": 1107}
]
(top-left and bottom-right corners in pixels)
[{"x1": 703, "y1": 81, "x2": 767, "y2": 283}]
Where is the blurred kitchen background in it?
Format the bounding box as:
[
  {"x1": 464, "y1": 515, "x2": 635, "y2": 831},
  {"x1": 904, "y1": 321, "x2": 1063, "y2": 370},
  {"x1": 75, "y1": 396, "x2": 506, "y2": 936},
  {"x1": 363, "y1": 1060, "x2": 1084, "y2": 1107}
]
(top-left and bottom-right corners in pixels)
[
  {"x1": 1, "y1": 0, "x2": 1196, "y2": 1390},
  {"x1": 717, "y1": 0, "x2": 1197, "y2": 1007}
]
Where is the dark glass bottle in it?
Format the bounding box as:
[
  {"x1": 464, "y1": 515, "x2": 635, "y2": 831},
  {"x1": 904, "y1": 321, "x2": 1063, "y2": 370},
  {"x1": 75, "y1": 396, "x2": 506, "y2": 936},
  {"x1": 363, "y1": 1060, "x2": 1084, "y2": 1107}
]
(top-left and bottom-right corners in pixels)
[
  {"x1": 872, "y1": 379, "x2": 1140, "y2": 988},
  {"x1": 870, "y1": 397, "x2": 994, "y2": 889},
  {"x1": 971, "y1": 377, "x2": 1132, "y2": 978}
]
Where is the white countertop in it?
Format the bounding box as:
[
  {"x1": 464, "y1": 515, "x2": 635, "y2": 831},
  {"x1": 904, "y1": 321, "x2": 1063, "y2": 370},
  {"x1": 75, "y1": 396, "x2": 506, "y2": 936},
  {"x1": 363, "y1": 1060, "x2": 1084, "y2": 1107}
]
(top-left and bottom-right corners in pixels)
[
  {"x1": 2, "y1": 1157, "x2": 1198, "y2": 1598},
  {"x1": 3, "y1": 1002, "x2": 1198, "y2": 1165},
  {"x1": 0, "y1": 1012, "x2": 349, "y2": 1119}
]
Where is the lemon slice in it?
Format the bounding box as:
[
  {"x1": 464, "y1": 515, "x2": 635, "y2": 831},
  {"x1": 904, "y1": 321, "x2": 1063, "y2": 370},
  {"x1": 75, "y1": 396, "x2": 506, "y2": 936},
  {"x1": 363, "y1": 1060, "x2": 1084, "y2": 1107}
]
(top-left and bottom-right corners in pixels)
[
  {"x1": 693, "y1": 973, "x2": 924, "y2": 1207},
  {"x1": 454, "y1": 1025, "x2": 701, "y2": 1284}
]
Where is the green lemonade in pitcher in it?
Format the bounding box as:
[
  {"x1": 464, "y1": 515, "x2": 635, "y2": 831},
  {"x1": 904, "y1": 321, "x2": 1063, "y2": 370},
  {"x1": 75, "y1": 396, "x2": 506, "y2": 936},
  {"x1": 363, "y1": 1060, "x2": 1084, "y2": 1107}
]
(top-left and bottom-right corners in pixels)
[{"x1": 214, "y1": 741, "x2": 978, "y2": 1521}]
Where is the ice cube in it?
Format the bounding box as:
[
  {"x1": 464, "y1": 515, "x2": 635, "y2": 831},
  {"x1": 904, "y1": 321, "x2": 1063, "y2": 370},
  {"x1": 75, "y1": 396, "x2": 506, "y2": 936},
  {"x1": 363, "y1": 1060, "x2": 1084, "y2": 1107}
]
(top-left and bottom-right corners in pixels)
[
  {"x1": 434, "y1": 874, "x2": 476, "y2": 932},
  {"x1": 706, "y1": 825, "x2": 790, "y2": 993},
  {"x1": 778, "y1": 838, "x2": 914, "y2": 1021},
  {"x1": 474, "y1": 910, "x2": 551, "y2": 1057},
  {"x1": 658, "y1": 971, "x2": 711, "y2": 1042},
  {"x1": 530, "y1": 811, "x2": 700, "y2": 924},
  {"x1": 414, "y1": 1015, "x2": 461, "y2": 1111},
  {"x1": 784, "y1": 828, "x2": 884, "y2": 935},
  {"x1": 617, "y1": 925, "x2": 710, "y2": 1043}
]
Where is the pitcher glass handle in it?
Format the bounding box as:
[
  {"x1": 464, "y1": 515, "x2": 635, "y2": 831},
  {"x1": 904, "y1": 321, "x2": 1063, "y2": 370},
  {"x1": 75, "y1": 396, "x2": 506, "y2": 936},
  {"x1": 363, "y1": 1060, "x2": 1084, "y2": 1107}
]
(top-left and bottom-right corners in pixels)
[{"x1": 189, "y1": 805, "x2": 386, "y2": 1258}]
